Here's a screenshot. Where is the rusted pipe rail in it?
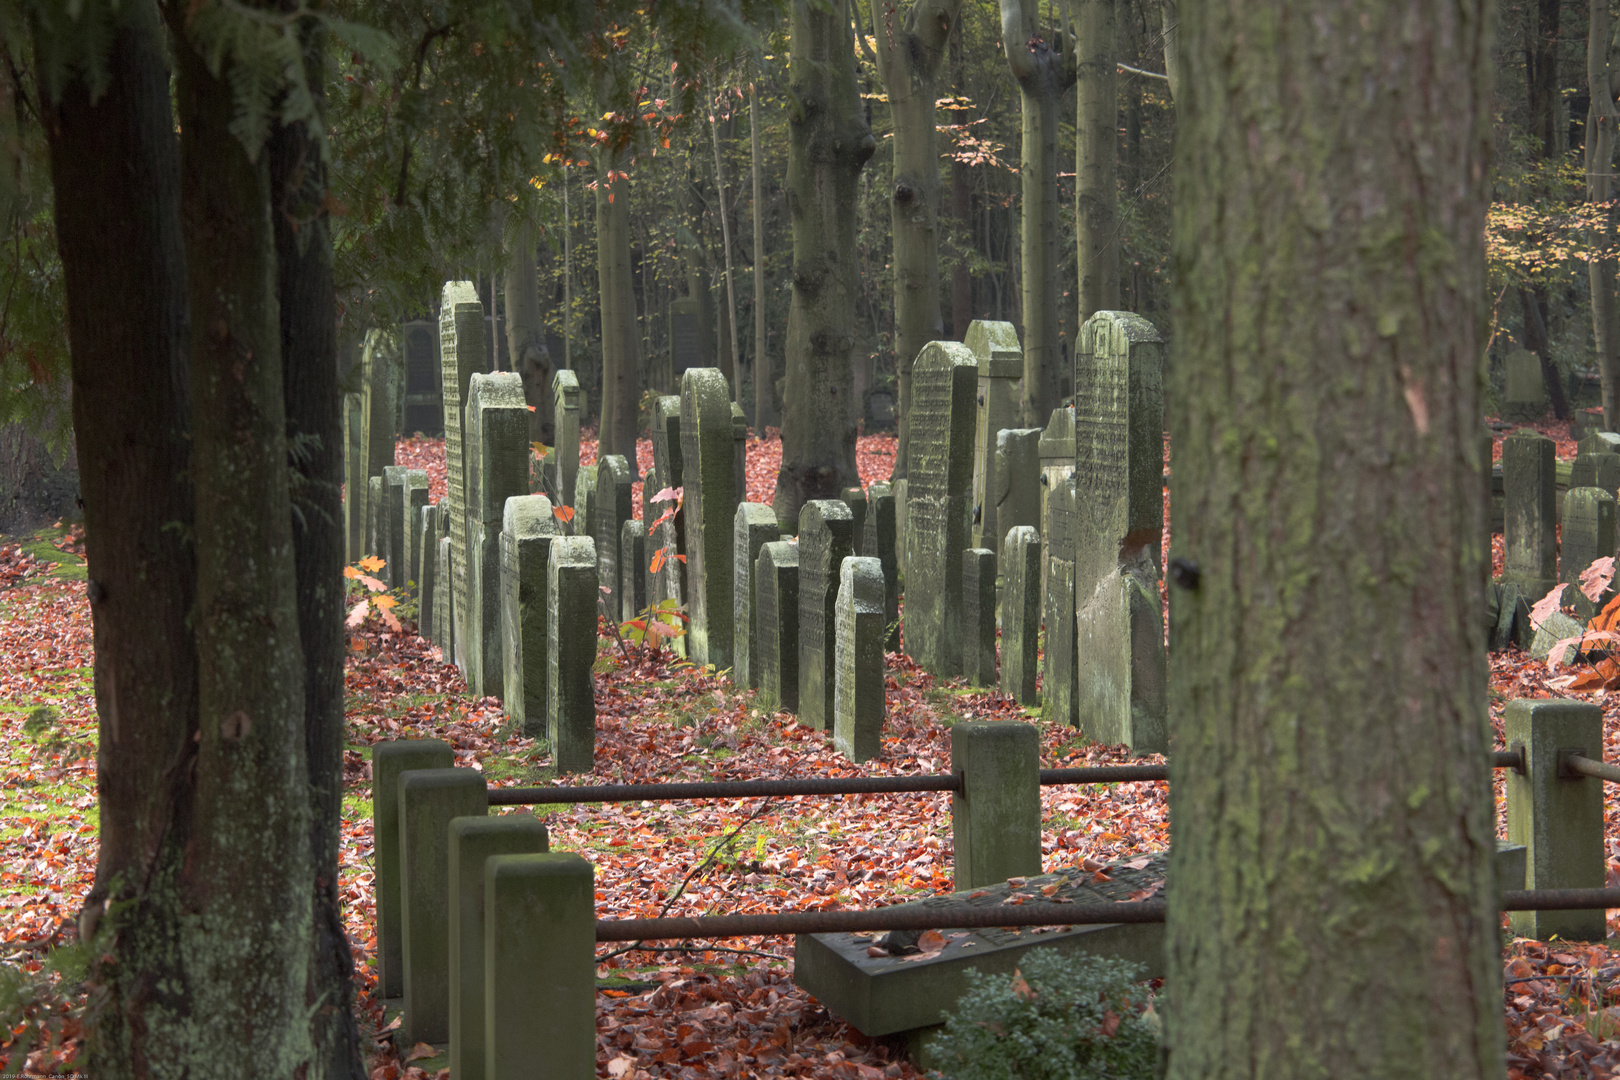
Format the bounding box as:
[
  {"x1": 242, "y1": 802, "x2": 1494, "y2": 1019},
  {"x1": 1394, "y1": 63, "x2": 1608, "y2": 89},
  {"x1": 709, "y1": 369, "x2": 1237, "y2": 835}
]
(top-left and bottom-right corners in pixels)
[{"x1": 1564, "y1": 754, "x2": 1620, "y2": 784}]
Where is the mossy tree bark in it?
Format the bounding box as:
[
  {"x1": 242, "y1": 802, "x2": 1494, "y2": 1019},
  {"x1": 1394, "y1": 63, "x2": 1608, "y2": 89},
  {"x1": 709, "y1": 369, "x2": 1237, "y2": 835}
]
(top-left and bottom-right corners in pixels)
[
  {"x1": 596, "y1": 145, "x2": 641, "y2": 459},
  {"x1": 33, "y1": 1, "x2": 200, "y2": 1070},
  {"x1": 1075, "y1": 0, "x2": 1118, "y2": 325},
  {"x1": 998, "y1": 0, "x2": 1073, "y2": 425},
  {"x1": 173, "y1": 18, "x2": 315, "y2": 1074},
  {"x1": 504, "y1": 222, "x2": 555, "y2": 443},
  {"x1": 1587, "y1": 0, "x2": 1620, "y2": 429},
  {"x1": 872, "y1": 0, "x2": 961, "y2": 480},
  {"x1": 1165, "y1": 1, "x2": 1501, "y2": 1076},
  {"x1": 772, "y1": 0, "x2": 875, "y2": 526}
]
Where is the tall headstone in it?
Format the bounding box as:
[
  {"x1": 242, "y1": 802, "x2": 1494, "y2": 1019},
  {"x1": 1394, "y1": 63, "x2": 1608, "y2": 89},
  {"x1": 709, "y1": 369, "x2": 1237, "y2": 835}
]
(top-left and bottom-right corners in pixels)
[
  {"x1": 441, "y1": 282, "x2": 491, "y2": 674},
  {"x1": 418, "y1": 504, "x2": 438, "y2": 641},
  {"x1": 1561, "y1": 488, "x2": 1616, "y2": 589},
  {"x1": 834, "y1": 556, "x2": 886, "y2": 763},
  {"x1": 548, "y1": 536, "x2": 598, "y2": 773},
  {"x1": 619, "y1": 518, "x2": 648, "y2": 622},
  {"x1": 680, "y1": 369, "x2": 741, "y2": 669},
  {"x1": 993, "y1": 429, "x2": 1042, "y2": 550},
  {"x1": 966, "y1": 320, "x2": 1024, "y2": 557},
  {"x1": 571, "y1": 463, "x2": 597, "y2": 544},
  {"x1": 435, "y1": 535, "x2": 452, "y2": 652},
  {"x1": 1042, "y1": 476, "x2": 1080, "y2": 726},
  {"x1": 594, "y1": 455, "x2": 634, "y2": 619},
  {"x1": 1503, "y1": 349, "x2": 1547, "y2": 423},
  {"x1": 649, "y1": 397, "x2": 687, "y2": 594},
  {"x1": 1000, "y1": 525, "x2": 1041, "y2": 705},
  {"x1": 359, "y1": 329, "x2": 402, "y2": 558},
  {"x1": 1073, "y1": 311, "x2": 1167, "y2": 754},
  {"x1": 343, "y1": 391, "x2": 364, "y2": 563},
  {"x1": 500, "y1": 494, "x2": 561, "y2": 736},
  {"x1": 732, "y1": 402, "x2": 749, "y2": 506},
  {"x1": 549, "y1": 369, "x2": 581, "y2": 509},
  {"x1": 463, "y1": 372, "x2": 530, "y2": 699},
  {"x1": 669, "y1": 298, "x2": 702, "y2": 376},
  {"x1": 756, "y1": 540, "x2": 801, "y2": 712},
  {"x1": 732, "y1": 503, "x2": 781, "y2": 688},
  {"x1": 799, "y1": 501, "x2": 856, "y2": 730},
  {"x1": 366, "y1": 476, "x2": 384, "y2": 559},
  {"x1": 403, "y1": 470, "x2": 429, "y2": 593},
  {"x1": 401, "y1": 319, "x2": 444, "y2": 435},
  {"x1": 1502, "y1": 428, "x2": 1558, "y2": 600},
  {"x1": 1038, "y1": 407, "x2": 1077, "y2": 623},
  {"x1": 864, "y1": 483, "x2": 900, "y2": 650},
  {"x1": 1570, "y1": 452, "x2": 1620, "y2": 496},
  {"x1": 841, "y1": 487, "x2": 867, "y2": 556},
  {"x1": 382, "y1": 465, "x2": 408, "y2": 588},
  {"x1": 962, "y1": 548, "x2": 997, "y2": 687},
  {"x1": 902, "y1": 341, "x2": 978, "y2": 675}
]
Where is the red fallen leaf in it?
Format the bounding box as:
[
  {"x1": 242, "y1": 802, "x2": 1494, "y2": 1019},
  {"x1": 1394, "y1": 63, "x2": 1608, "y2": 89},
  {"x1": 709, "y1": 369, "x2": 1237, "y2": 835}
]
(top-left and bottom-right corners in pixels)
[
  {"x1": 1010, "y1": 969, "x2": 1036, "y2": 1001},
  {"x1": 1529, "y1": 583, "x2": 1568, "y2": 630},
  {"x1": 1039, "y1": 882, "x2": 1060, "y2": 896},
  {"x1": 916, "y1": 929, "x2": 946, "y2": 955},
  {"x1": 347, "y1": 599, "x2": 370, "y2": 628},
  {"x1": 553, "y1": 505, "x2": 575, "y2": 522},
  {"x1": 1099, "y1": 1009, "x2": 1121, "y2": 1037},
  {"x1": 650, "y1": 485, "x2": 682, "y2": 504},
  {"x1": 682, "y1": 1039, "x2": 714, "y2": 1056},
  {"x1": 405, "y1": 1042, "x2": 437, "y2": 1061},
  {"x1": 1090, "y1": 870, "x2": 1112, "y2": 883},
  {"x1": 1581, "y1": 557, "x2": 1617, "y2": 603},
  {"x1": 866, "y1": 945, "x2": 889, "y2": 957}
]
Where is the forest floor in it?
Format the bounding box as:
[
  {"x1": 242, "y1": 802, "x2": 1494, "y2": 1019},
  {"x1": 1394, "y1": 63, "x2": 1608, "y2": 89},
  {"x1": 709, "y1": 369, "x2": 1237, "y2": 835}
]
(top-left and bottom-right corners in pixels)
[{"x1": 0, "y1": 425, "x2": 1617, "y2": 1079}]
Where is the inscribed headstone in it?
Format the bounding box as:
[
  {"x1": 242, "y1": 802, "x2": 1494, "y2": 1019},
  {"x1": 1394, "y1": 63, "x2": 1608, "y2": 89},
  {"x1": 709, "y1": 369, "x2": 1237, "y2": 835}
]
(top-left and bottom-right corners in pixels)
[
  {"x1": 401, "y1": 319, "x2": 443, "y2": 435},
  {"x1": 961, "y1": 548, "x2": 997, "y2": 688},
  {"x1": 500, "y1": 494, "x2": 561, "y2": 737},
  {"x1": 441, "y1": 281, "x2": 490, "y2": 675},
  {"x1": 756, "y1": 540, "x2": 801, "y2": 713},
  {"x1": 966, "y1": 320, "x2": 1024, "y2": 557},
  {"x1": 732, "y1": 503, "x2": 781, "y2": 688},
  {"x1": 594, "y1": 455, "x2": 634, "y2": 620},
  {"x1": 1502, "y1": 429, "x2": 1558, "y2": 600},
  {"x1": 463, "y1": 372, "x2": 530, "y2": 700},
  {"x1": 549, "y1": 370, "x2": 581, "y2": 509},
  {"x1": 864, "y1": 483, "x2": 900, "y2": 650},
  {"x1": 619, "y1": 518, "x2": 648, "y2": 622},
  {"x1": 1503, "y1": 349, "x2": 1547, "y2": 423},
  {"x1": 799, "y1": 502, "x2": 856, "y2": 730},
  {"x1": 680, "y1": 369, "x2": 740, "y2": 669},
  {"x1": 1000, "y1": 525, "x2": 1041, "y2": 705},
  {"x1": 834, "y1": 556, "x2": 886, "y2": 763},
  {"x1": 547, "y1": 536, "x2": 598, "y2": 773},
  {"x1": 669, "y1": 298, "x2": 702, "y2": 375}
]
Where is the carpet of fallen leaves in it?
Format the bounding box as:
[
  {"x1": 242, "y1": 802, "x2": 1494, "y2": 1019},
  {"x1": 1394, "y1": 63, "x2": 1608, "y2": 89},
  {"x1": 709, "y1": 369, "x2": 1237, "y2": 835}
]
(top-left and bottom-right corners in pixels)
[{"x1": 1, "y1": 423, "x2": 1618, "y2": 1078}]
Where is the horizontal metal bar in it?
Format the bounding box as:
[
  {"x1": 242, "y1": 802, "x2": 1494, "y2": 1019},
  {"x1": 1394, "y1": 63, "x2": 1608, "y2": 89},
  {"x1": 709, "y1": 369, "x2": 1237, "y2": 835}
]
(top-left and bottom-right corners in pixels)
[
  {"x1": 1494, "y1": 748, "x2": 1525, "y2": 772},
  {"x1": 1501, "y1": 887, "x2": 1620, "y2": 911},
  {"x1": 488, "y1": 774, "x2": 961, "y2": 806},
  {"x1": 1040, "y1": 765, "x2": 1167, "y2": 784},
  {"x1": 597, "y1": 900, "x2": 1168, "y2": 941},
  {"x1": 1564, "y1": 755, "x2": 1620, "y2": 784}
]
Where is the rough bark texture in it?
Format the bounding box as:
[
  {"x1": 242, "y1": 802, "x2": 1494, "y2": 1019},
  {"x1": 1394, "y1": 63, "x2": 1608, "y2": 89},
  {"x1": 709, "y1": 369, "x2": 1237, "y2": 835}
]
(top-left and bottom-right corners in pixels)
[
  {"x1": 1160, "y1": 0, "x2": 1181, "y2": 103},
  {"x1": 1075, "y1": 0, "x2": 1118, "y2": 325},
  {"x1": 772, "y1": 0, "x2": 875, "y2": 527},
  {"x1": 34, "y1": 2, "x2": 200, "y2": 1070},
  {"x1": 504, "y1": 222, "x2": 555, "y2": 443},
  {"x1": 269, "y1": 18, "x2": 365, "y2": 1078},
  {"x1": 175, "y1": 21, "x2": 314, "y2": 1075},
  {"x1": 596, "y1": 152, "x2": 640, "y2": 459},
  {"x1": 999, "y1": 0, "x2": 1074, "y2": 426},
  {"x1": 1165, "y1": 2, "x2": 1501, "y2": 1077},
  {"x1": 873, "y1": 0, "x2": 960, "y2": 480},
  {"x1": 1588, "y1": 0, "x2": 1620, "y2": 430},
  {"x1": 751, "y1": 79, "x2": 777, "y2": 430}
]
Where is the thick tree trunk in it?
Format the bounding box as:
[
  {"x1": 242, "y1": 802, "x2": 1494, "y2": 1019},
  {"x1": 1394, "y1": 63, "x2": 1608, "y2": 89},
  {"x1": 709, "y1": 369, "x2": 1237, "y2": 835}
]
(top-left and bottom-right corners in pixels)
[
  {"x1": 1166, "y1": 0, "x2": 1501, "y2": 1076},
  {"x1": 751, "y1": 79, "x2": 777, "y2": 429},
  {"x1": 1588, "y1": 0, "x2": 1620, "y2": 430},
  {"x1": 873, "y1": 0, "x2": 960, "y2": 480},
  {"x1": 772, "y1": 0, "x2": 875, "y2": 525},
  {"x1": 999, "y1": 0, "x2": 1074, "y2": 425},
  {"x1": 1520, "y1": 286, "x2": 1572, "y2": 420},
  {"x1": 174, "y1": 21, "x2": 314, "y2": 1074},
  {"x1": 33, "y1": 2, "x2": 200, "y2": 1070},
  {"x1": 269, "y1": 17, "x2": 365, "y2": 1079},
  {"x1": 1160, "y1": 1, "x2": 1181, "y2": 103},
  {"x1": 1075, "y1": 0, "x2": 1118, "y2": 324},
  {"x1": 505, "y1": 223, "x2": 555, "y2": 443},
  {"x1": 597, "y1": 151, "x2": 641, "y2": 457}
]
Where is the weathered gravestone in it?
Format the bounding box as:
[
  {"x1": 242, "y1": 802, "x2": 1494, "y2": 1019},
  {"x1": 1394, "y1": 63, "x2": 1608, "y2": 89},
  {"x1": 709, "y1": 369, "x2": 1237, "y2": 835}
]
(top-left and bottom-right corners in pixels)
[
  {"x1": 1503, "y1": 349, "x2": 1547, "y2": 423},
  {"x1": 902, "y1": 341, "x2": 979, "y2": 675},
  {"x1": 441, "y1": 281, "x2": 491, "y2": 669},
  {"x1": 993, "y1": 429, "x2": 1042, "y2": 552},
  {"x1": 834, "y1": 556, "x2": 886, "y2": 763},
  {"x1": 548, "y1": 536, "x2": 598, "y2": 773},
  {"x1": 500, "y1": 494, "x2": 561, "y2": 736},
  {"x1": 733, "y1": 503, "x2": 781, "y2": 688},
  {"x1": 966, "y1": 320, "x2": 1024, "y2": 559},
  {"x1": 1571, "y1": 452, "x2": 1620, "y2": 499},
  {"x1": 402, "y1": 471, "x2": 428, "y2": 594},
  {"x1": 1561, "y1": 488, "x2": 1616, "y2": 608},
  {"x1": 434, "y1": 536, "x2": 451, "y2": 652},
  {"x1": 1038, "y1": 406, "x2": 1076, "y2": 654},
  {"x1": 1502, "y1": 428, "x2": 1558, "y2": 601},
  {"x1": 417, "y1": 504, "x2": 439, "y2": 641},
  {"x1": 572, "y1": 464, "x2": 596, "y2": 544},
  {"x1": 356, "y1": 329, "x2": 402, "y2": 559},
  {"x1": 382, "y1": 466, "x2": 408, "y2": 587},
  {"x1": 800, "y1": 501, "x2": 856, "y2": 730},
  {"x1": 463, "y1": 372, "x2": 530, "y2": 699},
  {"x1": 366, "y1": 476, "x2": 384, "y2": 562},
  {"x1": 864, "y1": 483, "x2": 900, "y2": 650},
  {"x1": 619, "y1": 519, "x2": 648, "y2": 622},
  {"x1": 841, "y1": 487, "x2": 867, "y2": 557},
  {"x1": 594, "y1": 455, "x2": 635, "y2": 620},
  {"x1": 681, "y1": 369, "x2": 741, "y2": 669},
  {"x1": 1578, "y1": 431, "x2": 1620, "y2": 459},
  {"x1": 401, "y1": 319, "x2": 443, "y2": 435},
  {"x1": 669, "y1": 298, "x2": 703, "y2": 376},
  {"x1": 733, "y1": 402, "x2": 749, "y2": 506},
  {"x1": 1073, "y1": 311, "x2": 1166, "y2": 754},
  {"x1": 343, "y1": 392, "x2": 364, "y2": 563},
  {"x1": 548, "y1": 369, "x2": 582, "y2": 509},
  {"x1": 1000, "y1": 525, "x2": 1041, "y2": 705},
  {"x1": 756, "y1": 540, "x2": 801, "y2": 712},
  {"x1": 961, "y1": 549, "x2": 997, "y2": 687},
  {"x1": 648, "y1": 396, "x2": 687, "y2": 582},
  {"x1": 1042, "y1": 476, "x2": 1080, "y2": 726}
]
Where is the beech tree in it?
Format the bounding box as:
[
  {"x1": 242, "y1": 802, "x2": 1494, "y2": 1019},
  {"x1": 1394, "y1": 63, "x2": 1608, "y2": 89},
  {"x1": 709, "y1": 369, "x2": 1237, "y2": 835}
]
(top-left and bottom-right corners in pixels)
[{"x1": 1165, "y1": 0, "x2": 1501, "y2": 1075}]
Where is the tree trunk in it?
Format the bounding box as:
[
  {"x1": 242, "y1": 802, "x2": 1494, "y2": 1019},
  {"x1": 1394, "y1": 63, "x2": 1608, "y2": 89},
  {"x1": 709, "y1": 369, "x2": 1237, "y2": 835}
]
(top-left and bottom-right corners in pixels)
[
  {"x1": 1160, "y1": 1, "x2": 1181, "y2": 103},
  {"x1": 505, "y1": 222, "x2": 555, "y2": 443},
  {"x1": 1588, "y1": 0, "x2": 1620, "y2": 430},
  {"x1": 873, "y1": 0, "x2": 961, "y2": 480},
  {"x1": 1530, "y1": 0, "x2": 1562, "y2": 159},
  {"x1": 33, "y1": 2, "x2": 200, "y2": 1070},
  {"x1": 772, "y1": 0, "x2": 875, "y2": 525},
  {"x1": 751, "y1": 77, "x2": 777, "y2": 430},
  {"x1": 1075, "y1": 0, "x2": 1118, "y2": 324},
  {"x1": 268, "y1": 15, "x2": 365, "y2": 1079},
  {"x1": 999, "y1": 0, "x2": 1074, "y2": 425},
  {"x1": 596, "y1": 149, "x2": 640, "y2": 457},
  {"x1": 1521, "y1": 286, "x2": 1572, "y2": 420},
  {"x1": 1166, "y1": 0, "x2": 1501, "y2": 1075},
  {"x1": 174, "y1": 19, "x2": 314, "y2": 1073},
  {"x1": 711, "y1": 112, "x2": 742, "y2": 403}
]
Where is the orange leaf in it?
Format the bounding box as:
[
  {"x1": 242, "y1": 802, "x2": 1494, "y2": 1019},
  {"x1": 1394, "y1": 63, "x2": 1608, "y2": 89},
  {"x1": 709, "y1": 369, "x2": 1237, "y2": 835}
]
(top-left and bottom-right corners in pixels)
[
  {"x1": 646, "y1": 620, "x2": 678, "y2": 639},
  {"x1": 1581, "y1": 557, "x2": 1617, "y2": 603},
  {"x1": 650, "y1": 486, "x2": 682, "y2": 504},
  {"x1": 649, "y1": 548, "x2": 667, "y2": 574},
  {"x1": 916, "y1": 929, "x2": 946, "y2": 955},
  {"x1": 676, "y1": 553, "x2": 687, "y2": 564},
  {"x1": 346, "y1": 599, "x2": 369, "y2": 628},
  {"x1": 360, "y1": 574, "x2": 387, "y2": 593},
  {"x1": 373, "y1": 595, "x2": 398, "y2": 610},
  {"x1": 554, "y1": 505, "x2": 575, "y2": 522},
  {"x1": 406, "y1": 1042, "x2": 437, "y2": 1062},
  {"x1": 358, "y1": 556, "x2": 385, "y2": 572},
  {"x1": 343, "y1": 565, "x2": 362, "y2": 579},
  {"x1": 379, "y1": 606, "x2": 402, "y2": 633},
  {"x1": 1530, "y1": 583, "x2": 1569, "y2": 630},
  {"x1": 1009, "y1": 970, "x2": 1036, "y2": 1001}
]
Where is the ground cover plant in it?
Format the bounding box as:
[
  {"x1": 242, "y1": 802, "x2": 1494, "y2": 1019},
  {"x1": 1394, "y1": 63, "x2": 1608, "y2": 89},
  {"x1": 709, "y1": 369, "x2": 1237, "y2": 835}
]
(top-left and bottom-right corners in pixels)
[{"x1": 0, "y1": 426, "x2": 1615, "y2": 1078}]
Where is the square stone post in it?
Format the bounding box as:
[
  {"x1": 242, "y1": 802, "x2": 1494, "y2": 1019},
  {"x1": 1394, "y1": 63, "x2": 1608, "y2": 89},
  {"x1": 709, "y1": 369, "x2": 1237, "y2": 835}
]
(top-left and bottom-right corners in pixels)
[
  {"x1": 834, "y1": 556, "x2": 887, "y2": 763},
  {"x1": 595, "y1": 455, "x2": 635, "y2": 620},
  {"x1": 465, "y1": 372, "x2": 531, "y2": 700},
  {"x1": 548, "y1": 536, "x2": 598, "y2": 773},
  {"x1": 733, "y1": 503, "x2": 782, "y2": 688},
  {"x1": 757, "y1": 540, "x2": 801, "y2": 713},
  {"x1": 500, "y1": 495, "x2": 560, "y2": 737},
  {"x1": 372, "y1": 739, "x2": 453, "y2": 1000},
  {"x1": 962, "y1": 548, "x2": 997, "y2": 688},
  {"x1": 865, "y1": 483, "x2": 900, "y2": 650},
  {"x1": 619, "y1": 518, "x2": 648, "y2": 622},
  {"x1": 681, "y1": 368, "x2": 740, "y2": 670},
  {"x1": 950, "y1": 722, "x2": 1041, "y2": 890},
  {"x1": 1000, "y1": 525, "x2": 1041, "y2": 705}
]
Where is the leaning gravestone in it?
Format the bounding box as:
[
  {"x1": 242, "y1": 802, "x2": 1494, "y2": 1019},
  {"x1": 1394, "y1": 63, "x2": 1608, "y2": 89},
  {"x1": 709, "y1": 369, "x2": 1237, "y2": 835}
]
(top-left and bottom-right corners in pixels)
[
  {"x1": 382, "y1": 466, "x2": 408, "y2": 588},
  {"x1": 1000, "y1": 525, "x2": 1041, "y2": 705},
  {"x1": 1502, "y1": 428, "x2": 1558, "y2": 602},
  {"x1": 961, "y1": 548, "x2": 997, "y2": 688},
  {"x1": 756, "y1": 540, "x2": 801, "y2": 712},
  {"x1": 463, "y1": 372, "x2": 530, "y2": 700},
  {"x1": 441, "y1": 281, "x2": 490, "y2": 669},
  {"x1": 834, "y1": 556, "x2": 886, "y2": 763},
  {"x1": 966, "y1": 320, "x2": 1024, "y2": 559},
  {"x1": 1042, "y1": 476, "x2": 1080, "y2": 726},
  {"x1": 500, "y1": 494, "x2": 561, "y2": 737},
  {"x1": 681, "y1": 369, "x2": 741, "y2": 669},
  {"x1": 800, "y1": 501, "x2": 856, "y2": 730},
  {"x1": 594, "y1": 455, "x2": 635, "y2": 620},
  {"x1": 548, "y1": 536, "x2": 598, "y2": 773},
  {"x1": 864, "y1": 483, "x2": 900, "y2": 650},
  {"x1": 1073, "y1": 311, "x2": 1167, "y2": 754},
  {"x1": 619, "y1": 519, "x2": 648, "y2": 622},
  {"x1": 903, "y1": 341, "x2": 979, "y2": 676},
  {"x1": 1503, "y1": 349, "x2": 1547, "y2": 423},
  {"x1": 733, "y1": 503, "x2": 781, "y2": 688},
  {"x1": 549, "y1": 370, "x2": 582, "y2": 509}
]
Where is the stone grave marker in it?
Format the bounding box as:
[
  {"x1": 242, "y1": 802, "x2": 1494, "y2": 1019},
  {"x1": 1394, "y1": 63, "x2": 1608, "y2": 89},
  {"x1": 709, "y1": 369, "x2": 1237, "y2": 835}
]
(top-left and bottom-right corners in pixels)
[
  {"x1": 383, "y1": 465, "x2": 408, "y2": 588},
  {"x1": 549, "y1": 369, "x2": 581, "y2": 508},
  {"x1": 961, "y1": 548, "x2": 997, "y2": 687},
  {"x1": 834, "y1": 556, "x2": 886, "y2": 763},
  {"x1": 366, "y1": 476, "x2": 383, "y2": 560},
  {"x1": 441, "y1": 281, "x2": 490, "y2": 672},
  {"x1": 680, "y1": 369, "x2": 740, "y2": 669},
  {"x1": 418, "y1": 504, "x2": 439, "y2": 641},
  {"x1": 1578, "y1": 431, "x2": 1620, "y2": 458},
  {"x1": 1042, "y1": 476, "x2": 1079, "y2": 726},
  {"x1": 572, "y1": 464, "x2": 597, "y2": 545},
  {"x1": 864, "y1": 483, "x2": 899, "y2": 650},
  {"x1": 1073, "y1": 311, "x2": 1167, "y2": 754},
  {"x1": 902, "y1": 341, "x2": 978, "y2": 675},
  {"x1": 619, "y1": 519, "x2": 648, "y2": 622},
  {"x1": 358, "y1": 329, "x2": 401, "y2": 559},
  {"x1": 966, "y1": 320, "x2": 1024, "y2": 558},
  {"x1": 594, "y1": 455, "x2": 634, "y2": 619},
  {"x1": 1561, "y1": 488, "x2": 1616, "y2": 605},
  {"x1": 500, "y1": 494, "x2": 561, "y2": 737},
  {"x1": 1000, "y1": 525, "x2": 1041, "y2": 705},
  {"x1": 1571, "y1": 452, "x2": 1620, "y2": 497},
  {"x1": 1504, "y1": 349, "x2": 1547, "y2": 423},
  {"x1": 893, "y1": 478, "x2": 908, "y2": 581},
  {"x1": 649, "y1": 396, "x2": 687, "y2": 580},
  {"x1": 401, "y1": 319, "x2": 443, "y2": 435},
  {"x1": 733, "y1": 402, "x2": 748, "y2": 507},
  {"x1": 841, "y1": 487, "x2": 867, "y2": 556},
  {"x1": 1038, "y1": 406, "x2": 1076, "y2": 635},
  {"x1": 1503, "y1": 428, "x2": 1558, "y2": 601},
  {"x1": 993, "y1": 429, "x2": 1042, "y2": 550},
  {"x1": 343, "y1": 392, "x2": 364, "y2": 563},
  {"x1": 463, "y1": 372, "x2": 529, "y2": 699},
  {"x1": 403, "y1": 470, "x2": 428, "y2": 593},
  {"x1": 732, "y1": 503, "x2": 781, "y2": 688},
  {"x1": 548, "y1": 536, "x2": 598, "y2": 772},
  {"x1": 800, "y1": 501, "x2": 856, "y2": 730},
  {"x1": 435, "y1": 535, "x2": 451, "y2": 652},
  {"x1": 669, "y1": 298, "x2": 702, "y2": 375},
  {"x1": 756, "y1": 540, "x2": 800, "y2": 712}
]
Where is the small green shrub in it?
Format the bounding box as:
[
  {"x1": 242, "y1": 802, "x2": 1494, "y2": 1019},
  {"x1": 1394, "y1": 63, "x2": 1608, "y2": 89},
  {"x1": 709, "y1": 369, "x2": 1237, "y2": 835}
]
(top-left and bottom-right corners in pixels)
[{"x1": 926, "y1": 951, "x2": 1159, "y2": 1080}]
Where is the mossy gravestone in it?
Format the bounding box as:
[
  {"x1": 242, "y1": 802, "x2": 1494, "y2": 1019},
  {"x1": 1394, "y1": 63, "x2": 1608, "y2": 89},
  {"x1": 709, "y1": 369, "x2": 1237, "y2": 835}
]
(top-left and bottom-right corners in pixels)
[
  {"x1": 681, "y1": 368, "x2": 741, "y2": 670},
  {"x1": 903, "y1": 341, "x2": 979, "y2": 676},
  {"x1": 1000, "y1": 525, "x2": 1041, "y2": 705},
  {"x1": 966, "y1": 320, "x2": 1024, "y2": 559},
  {"x1": 548, "y1": 369, "x2": 581, "y2": 509},
  {"x1": 1074, "y1": 311, "x2": 1166, "y2": 754},
  {"x1": 382, "y1": 465, "x2": 408, "y2": 588},
  {"x1": 756, "y1": 540, "x2": 800, "y2": 712},
  {"x1": 619, "y1": 519, "x2": 648, "y2": 622},
  {"x1": 864, "y1": 483, "x2": 900, "y2": 650},
  {"x1": 441, "y1": 281, "x2": 490, "y2": 671},
  {"x1": 834, "y1": 556, "x2": 886, "y2": 762},
  {"x1": 343, "y1": 392, "x2": 364, "y2": 562},
  {"x1": 962, "y1": 548, "x2": 997, "y2": 688},
  {"x1": 464, "y1": 372, "x2": 530, "y2": 700},
  {"x1": 548, "y1": 536, "x2": 598, "y2": 773},
  {"x1": 733, "y1": 503, "x2": 781, "y2": 688},
  {"x1": 500, "y1": 494, "x2": 561, "y2": 738},
  {"x1": 1502, "y1": 428, "x2": 1558, "y2": 601},
  {"x1": 357, "y1": 329, "x2": 402, "y2": 561},
  {"x1": 594, "y1": 455, "x2": 635, "y2": 620},
  {"x1": 800, "y1": 501, "x2": 856, "y2": 730},
  {"x1": 1503, "y1": 348, "x2": 1547, "y2": 423}
]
